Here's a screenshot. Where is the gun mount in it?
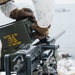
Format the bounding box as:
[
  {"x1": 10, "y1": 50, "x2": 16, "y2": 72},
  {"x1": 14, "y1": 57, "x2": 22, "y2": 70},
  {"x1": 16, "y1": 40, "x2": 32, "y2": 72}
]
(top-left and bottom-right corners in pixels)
[{"x1": 0, "y1": 18, "x2": 65, "y2": 75}]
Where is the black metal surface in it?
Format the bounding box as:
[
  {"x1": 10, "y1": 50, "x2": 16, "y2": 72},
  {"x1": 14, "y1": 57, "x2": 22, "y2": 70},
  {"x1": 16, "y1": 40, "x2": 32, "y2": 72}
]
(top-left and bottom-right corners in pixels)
[{"x1": 4, "y1": 55, "x2": 11, "y2": 75}]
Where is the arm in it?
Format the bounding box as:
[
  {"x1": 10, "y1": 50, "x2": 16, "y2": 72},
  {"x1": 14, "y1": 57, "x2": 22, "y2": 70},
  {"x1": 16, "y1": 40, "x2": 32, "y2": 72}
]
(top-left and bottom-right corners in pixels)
[
  {"x1": 0, "y1": 0, "x2": 36, "y2": 21},
  {"x1": 32, "y1": 0, "x2": 55, "y2": 27},
  {"x1": 0, "y1": 1, "x2": 17, "y2": 17}
]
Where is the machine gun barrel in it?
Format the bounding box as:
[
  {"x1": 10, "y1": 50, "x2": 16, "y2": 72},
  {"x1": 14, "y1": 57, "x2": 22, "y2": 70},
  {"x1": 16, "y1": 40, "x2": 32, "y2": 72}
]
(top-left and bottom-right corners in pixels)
[
  {"x1": 13, "y1": 59, "x2": 25, "y2": 72},
  {"x1": 48, "y1": 31, "x2": 65, "y2": 44},
  {"x1": 43, "y1": 45, "x2": 59, "y2": 50},
  {"x1": 54, "y1": 31, "x2": 65, "y2": 40}
]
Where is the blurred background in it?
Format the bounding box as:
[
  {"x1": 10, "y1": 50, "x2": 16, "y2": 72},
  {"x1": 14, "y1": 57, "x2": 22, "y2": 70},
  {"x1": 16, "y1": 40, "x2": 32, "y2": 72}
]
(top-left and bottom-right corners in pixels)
[{"x1": 50, "y1": 0, "x2": 75, "y2": 57}]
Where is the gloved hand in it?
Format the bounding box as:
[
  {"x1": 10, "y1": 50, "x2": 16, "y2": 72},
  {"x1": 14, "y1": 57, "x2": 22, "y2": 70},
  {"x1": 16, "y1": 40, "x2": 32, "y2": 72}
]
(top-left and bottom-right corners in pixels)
[
  {"x1": 32, "y1": 22, "x2": 51, "y2": 39},
  {"x1": 10, "y1": 8, "x2": 50, "y2": 39},
  {"x1": 10, "y1": 8, "x2": 36, "y2": 22}
]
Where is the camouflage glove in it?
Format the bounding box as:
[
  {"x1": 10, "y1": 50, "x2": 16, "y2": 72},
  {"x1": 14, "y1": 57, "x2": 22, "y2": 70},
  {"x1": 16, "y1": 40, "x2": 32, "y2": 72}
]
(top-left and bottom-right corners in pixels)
[
  {"x1": 10, "y1": 8, "x2": 36, "y2": 22},
  {"x1": 32, "y1": 22, "x2": 51, "y2": 39}
]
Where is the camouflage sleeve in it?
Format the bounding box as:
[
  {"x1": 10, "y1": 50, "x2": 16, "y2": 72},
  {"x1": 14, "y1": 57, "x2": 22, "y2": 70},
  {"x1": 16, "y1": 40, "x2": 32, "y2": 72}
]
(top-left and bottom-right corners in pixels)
[
  {"x1": 0, "y1": 1, "x2": 17, "y2": 17},
  {"x1": 32, "y1": 0, "x2": 55, "y2": 28},
  {"x1": 0, "y1": 0, "x2": 36, "y2": 19}
]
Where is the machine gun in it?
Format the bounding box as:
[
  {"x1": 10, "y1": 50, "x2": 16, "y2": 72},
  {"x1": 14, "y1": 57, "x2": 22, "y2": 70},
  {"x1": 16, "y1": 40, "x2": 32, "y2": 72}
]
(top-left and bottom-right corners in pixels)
[
  {"x1": 0, "y1": 18, "x2": 65, "y2": 75},
  {"x1": 4, "y1": 33, "x2": 65, "y2": 75}
]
